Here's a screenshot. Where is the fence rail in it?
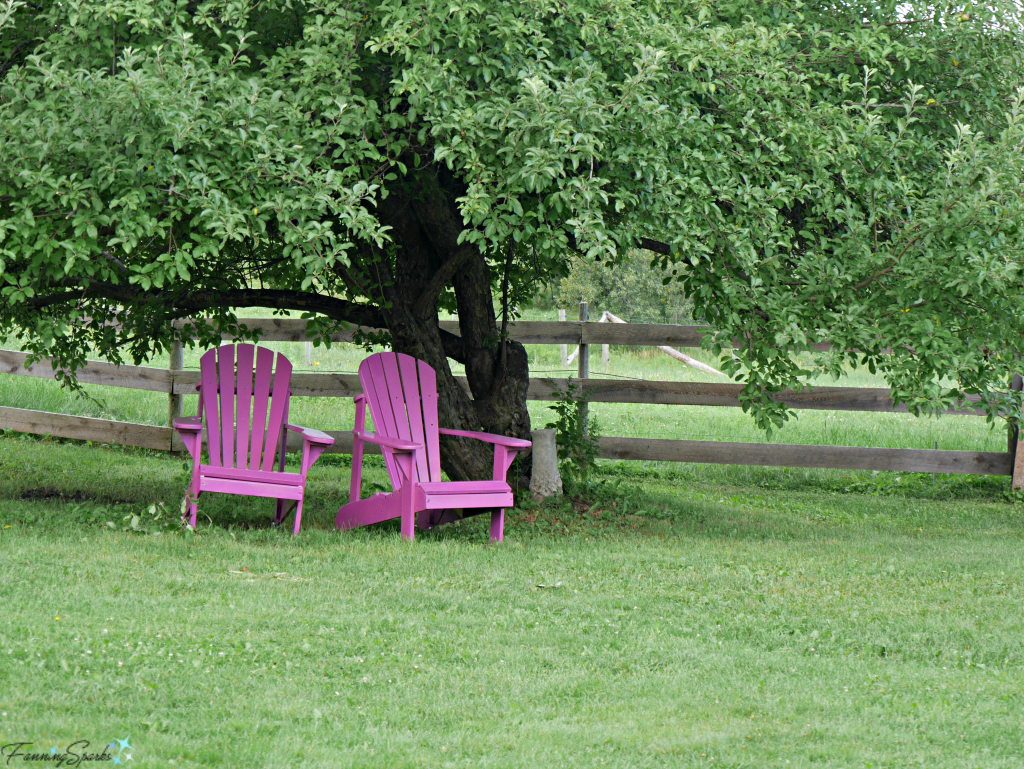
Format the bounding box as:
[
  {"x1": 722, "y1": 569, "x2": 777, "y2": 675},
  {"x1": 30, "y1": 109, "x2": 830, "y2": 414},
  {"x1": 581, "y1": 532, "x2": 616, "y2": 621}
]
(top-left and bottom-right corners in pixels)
[
  {"x1": 0, "y1": 348, "x2": 986, "y2": 415},
  {"x1": 186, "y1": 317, "x2": 836, "y2": 350},
  {"x1": 1, "y1": 314, "x2": 1016, "y2": 480},
  {"x1": 0, "y1": 406, "x2": 1008, "y2": 476}
]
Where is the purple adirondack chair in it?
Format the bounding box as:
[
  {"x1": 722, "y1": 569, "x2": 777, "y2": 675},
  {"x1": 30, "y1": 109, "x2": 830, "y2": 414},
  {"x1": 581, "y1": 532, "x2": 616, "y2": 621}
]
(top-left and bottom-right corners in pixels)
[
  {"x1": 173, "y1": 344, "x2": 334, "y2": 534},
  {"x1": 335, "y1": 352, "x2": 531, "y2": 542}
]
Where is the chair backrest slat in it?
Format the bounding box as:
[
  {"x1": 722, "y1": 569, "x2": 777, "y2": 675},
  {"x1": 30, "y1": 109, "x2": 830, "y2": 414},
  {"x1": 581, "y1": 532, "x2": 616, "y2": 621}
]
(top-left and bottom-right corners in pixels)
[
  {"x1": 218, "y1": 345, "x2": 235, "y2": 467},
  {"x1": 418, "y1": 359, "x2": 442, "y2": 483},
  {"x1": 200, "y1": 350, "x2": 222, "y2": 467},
  {"x1": 249, "y1": 347, "x2": 275, "y2": 469},
  {"x1": 364, "y1": 354, "x2": 402, "y2": 486},
  {"x1": 358, "y1": 352, "x2": 444, "y2": 488},
  {"x1": 380, "y1": 353, "x2": 419, "y2": 482},
  {"x1": 260, "y1": 354, "x2": 292, "y2": 471},
  {"x1": 196, "y1": 344, "x2": 293, "y2": 472},
  {"x1": 235, "y1": 345, "x2": 255, "y2": 469},
  {"x1": 397, "y1": 355, "x2": 430, "y2": 483}
]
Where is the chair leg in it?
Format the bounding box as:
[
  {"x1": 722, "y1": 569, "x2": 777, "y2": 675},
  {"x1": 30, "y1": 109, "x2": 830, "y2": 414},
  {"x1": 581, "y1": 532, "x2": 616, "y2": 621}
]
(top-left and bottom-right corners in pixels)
[
  {"x1": 490, "y1": 509, "x2": 505, "y2": 543},
  {"x1": 273, "y1": 500, "x2": 298, "y2": 528},
  {"x1": 292, "y1": 500, "x2": 304, "y2": 536},
  {"x1": 182, "y1": 489, "x2": 200, "y2": 528},
  {"x1": 400, "y1": 484, "x2": 415, "y2": 542}
]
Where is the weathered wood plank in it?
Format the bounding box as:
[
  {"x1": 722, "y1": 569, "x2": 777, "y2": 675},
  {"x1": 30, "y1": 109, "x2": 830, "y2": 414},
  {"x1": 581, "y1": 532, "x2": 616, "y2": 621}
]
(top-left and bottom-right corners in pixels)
[
  {"x1": 0, "y1": 405, "x2": 378, "y2": 456},
  {"x1": 185, "y1": 317, "x2": 869, "y2": 350},
  {"x1": 529, "y1": 378, "x2": 985, "y2": 415},
  {"x1": 0, "y1": 350, "x2": 173, "y2": 393},
  {"x1": 0, "y1": 406, "x2": 172, "y2": 451},
  {"x1": 438, "y1": 320, "x2": 583, "y2": 344},
  {"x1": 172, "y1": 371, "x2": 985, "y2": 416},
  {"x1": 0, "y1": 405, "x2": 1004, "y2": 475},
  {"x1": 603, "y1": 311, "x2": 724, "y2": 375},
  {"x1": 1, "y1": 347, "x2": 985, "y2": 415},
  {"x1": 176, "y1": 318, "x2": 379, "y2": 344},
  {"x1": 582, "y1": 323, "x2": 709, "y2": 347},
  {"x1": 229, "y1": 318, "x2": 711, "y2": 346},
  {"x1": 598, "y1": 437, "x2": 1012, "y2": 475},
  {"x1": 192, "y1": 318, "x2": 587, "y2": 345}
]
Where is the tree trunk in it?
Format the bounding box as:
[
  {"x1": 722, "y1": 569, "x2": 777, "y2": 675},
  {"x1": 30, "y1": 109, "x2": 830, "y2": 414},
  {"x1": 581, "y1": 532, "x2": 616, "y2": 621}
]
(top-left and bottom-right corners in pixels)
[{"x1": 364, "y1": 168, "x2": 532, "y2": 482}]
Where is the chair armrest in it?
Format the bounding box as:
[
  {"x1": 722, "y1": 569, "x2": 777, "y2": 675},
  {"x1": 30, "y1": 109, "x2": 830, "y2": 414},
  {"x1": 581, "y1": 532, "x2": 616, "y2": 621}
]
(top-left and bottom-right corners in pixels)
[
  {"x1": 173, "y1": 417, "x2": 203, "y2": 433},
  {"x1": 353, "y1": 430, "x2": 422, "y2": 452},
  {"x1": 286, "y1": 424, "x2": 335, "y2": 446},
  {"x1": 438, "y1": 428, "x2": 531, "y2": 449}
]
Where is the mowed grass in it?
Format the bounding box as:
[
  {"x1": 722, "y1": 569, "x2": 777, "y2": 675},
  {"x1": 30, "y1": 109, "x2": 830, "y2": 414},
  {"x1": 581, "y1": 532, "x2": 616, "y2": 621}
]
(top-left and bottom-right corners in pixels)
[
  {"x1": 2, "y1": 312, "x2": 1021, "y2": 766},
  {"x1": 2, "y1": 436, "x2": 1024, "y2": 768}
]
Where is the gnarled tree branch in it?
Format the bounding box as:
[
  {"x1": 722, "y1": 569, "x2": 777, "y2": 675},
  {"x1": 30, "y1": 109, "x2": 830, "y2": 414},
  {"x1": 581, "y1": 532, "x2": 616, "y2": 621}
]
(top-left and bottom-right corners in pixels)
[
  {"x1": 22, "y1": 280, "x2": 385, "y2": 328},
  {"x1": 412, "y1": 245, "x2": 478, "y2": 318}
]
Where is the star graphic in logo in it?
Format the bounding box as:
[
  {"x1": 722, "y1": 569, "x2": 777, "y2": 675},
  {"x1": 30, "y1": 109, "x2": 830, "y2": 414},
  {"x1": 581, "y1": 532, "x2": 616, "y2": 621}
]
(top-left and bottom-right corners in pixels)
[
  {"x1": 108, "y1": 742, "x2": 118, "y2": 752},
  {"x1": 50, "y1": 747, "x2": 58, "y2": 756},
  {"x1": 124, "y1": 753, "x2": 133, "y2": 761},
  {"x1": 112, "y1": 758, "x2": 122, "y2": 766},
  {"x1": 117, "y1": 737, "x2": 133, "y2": 753}
]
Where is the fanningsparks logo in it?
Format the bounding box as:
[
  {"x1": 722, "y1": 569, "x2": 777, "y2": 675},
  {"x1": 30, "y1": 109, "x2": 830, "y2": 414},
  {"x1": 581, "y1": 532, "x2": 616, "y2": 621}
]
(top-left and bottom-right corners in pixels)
[{"x1": 1, "y1": 737, "x2": 135, "y2": 766}]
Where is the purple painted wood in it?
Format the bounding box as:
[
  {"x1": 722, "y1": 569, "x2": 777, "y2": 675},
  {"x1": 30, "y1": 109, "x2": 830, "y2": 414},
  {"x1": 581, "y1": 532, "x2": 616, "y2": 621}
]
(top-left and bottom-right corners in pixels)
[
  {"x1": 261, "y1": 354, "x2": 291, "y2": 472},
  {"x1": 349, "y1": 395, "x2": 367, "y2": 505},
  {"x1": 398, "y1": 355, "x2": 429, "y2": 483},
  {"x1": 200, "y1": 477, "x2": 305, "y2": 500},
  {"x1": 249, "y1": 347, "x2": 274, "y2": 470},
  {"x1": 335, "y1": 352, "x2": 531, "y2": 542},
  {"x1": 419, "y1": 359, "x2": 442, "y2": 482},
  {"x1": 336, "y1": 492, "x2": 402, "y2": 530},
  {"x1": 218, "y1": 346, "x2": 235, "y2": 467},
  {"x1": 365, "y1": 354, "x2": 402, "y2": 487},
  {"x1": 173, "y1": 344, "x2": 333, "y2": 534},
  {"x1": 235, "y1": 345, "x2": 254, "y2": 470},
  {"x1": 202, "y1": 465, "x2": 304, "y2": 485},
  {"x1": 422, "y1": 491, "x2": 513, "y2": 508},
  {"x1": 200, "y1": 350, "x2": 221, "y2": 467}
]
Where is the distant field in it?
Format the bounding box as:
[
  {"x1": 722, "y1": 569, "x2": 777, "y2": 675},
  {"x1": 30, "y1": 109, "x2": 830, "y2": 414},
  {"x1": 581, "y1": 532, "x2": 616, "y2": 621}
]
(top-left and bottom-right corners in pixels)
[{"x1": 0, "y1": 308, "x2": 1009, "y2": 467}]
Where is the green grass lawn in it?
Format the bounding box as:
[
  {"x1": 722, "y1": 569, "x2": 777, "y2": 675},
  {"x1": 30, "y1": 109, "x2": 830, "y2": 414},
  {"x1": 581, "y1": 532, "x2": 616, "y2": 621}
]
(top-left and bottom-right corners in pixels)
[
  {"x1": 2, "y1": 312, "x2": 1021, "y2": 766},
  {"x1": 1, "y1": 436, "x2": 1023, "y2": 767}
]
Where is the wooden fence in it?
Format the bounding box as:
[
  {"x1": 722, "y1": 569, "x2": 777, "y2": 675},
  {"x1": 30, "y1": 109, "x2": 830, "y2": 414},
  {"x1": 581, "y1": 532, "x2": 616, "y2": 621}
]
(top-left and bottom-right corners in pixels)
[{"x1": 1, "y1": 310, "x2": 1018, "y2": 481}]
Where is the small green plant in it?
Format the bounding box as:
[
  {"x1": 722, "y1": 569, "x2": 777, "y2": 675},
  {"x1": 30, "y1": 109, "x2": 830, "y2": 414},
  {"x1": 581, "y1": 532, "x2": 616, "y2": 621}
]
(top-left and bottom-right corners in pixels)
[
  {"x1": 114, "y1": 502, "x2": 187, "y2": 535},
  {"x1": 545, "y1": 377, "x2": 600, "y2": 481}
]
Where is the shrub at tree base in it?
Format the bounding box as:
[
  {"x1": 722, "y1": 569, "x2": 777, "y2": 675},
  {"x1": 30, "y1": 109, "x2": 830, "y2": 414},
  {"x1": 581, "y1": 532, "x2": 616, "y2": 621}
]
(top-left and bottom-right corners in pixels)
[{"x1": 2, "y1": 0, "x2": 1024, "y2": 480}]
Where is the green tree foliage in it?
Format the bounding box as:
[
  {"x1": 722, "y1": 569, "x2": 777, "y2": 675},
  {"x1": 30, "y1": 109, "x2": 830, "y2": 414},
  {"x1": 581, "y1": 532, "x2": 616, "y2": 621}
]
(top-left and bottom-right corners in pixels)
[
  {"x1": 2, "y1": 0, "x2": 1024, "y2": 460},
  {"x1": 558, "y1": 250, "x2": 692, "y2": 324}
]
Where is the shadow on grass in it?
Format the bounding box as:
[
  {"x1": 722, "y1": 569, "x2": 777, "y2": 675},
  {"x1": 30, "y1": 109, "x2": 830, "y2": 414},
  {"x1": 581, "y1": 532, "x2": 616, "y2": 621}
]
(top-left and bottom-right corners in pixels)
[{"x1": 2, "y1": 433, "x2": 1022, "y2": 544}]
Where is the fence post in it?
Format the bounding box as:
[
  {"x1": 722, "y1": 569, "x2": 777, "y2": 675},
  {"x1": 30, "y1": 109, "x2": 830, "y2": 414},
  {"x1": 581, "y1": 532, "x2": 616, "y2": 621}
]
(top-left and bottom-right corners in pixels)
[
  {"x1": 529, "y1": 428, "x2": 563, "y2": 502},
  {"x1": 578, "y1": 301, "x2": 589, "y2": 435},
  {"x1": 559, "y1": 309, "x2": 568, "y2": 367},
  {"x1": 601, "y1": 311, "x2": 610, "y2": 368},
  {"x1": 168, "y1": 339, "x2": 183, "y2": 431}
]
